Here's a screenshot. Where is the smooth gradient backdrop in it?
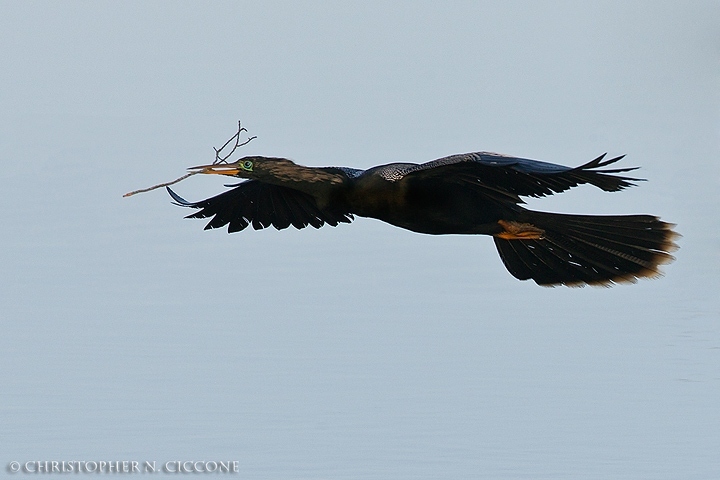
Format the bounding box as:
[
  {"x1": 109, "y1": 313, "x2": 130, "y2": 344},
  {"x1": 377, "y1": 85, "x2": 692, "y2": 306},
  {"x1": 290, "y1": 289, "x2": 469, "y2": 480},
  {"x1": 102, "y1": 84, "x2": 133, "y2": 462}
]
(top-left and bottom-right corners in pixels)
[{"x1": 2, "y1": 2, "x2": 719, "y2": 478}]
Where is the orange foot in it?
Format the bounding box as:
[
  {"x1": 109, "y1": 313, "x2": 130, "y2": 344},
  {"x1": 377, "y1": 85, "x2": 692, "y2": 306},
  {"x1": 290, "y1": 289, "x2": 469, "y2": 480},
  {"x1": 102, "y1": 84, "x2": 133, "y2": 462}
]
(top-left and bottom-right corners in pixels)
[{"x1": 495, "y1": 220, "x2": 545, "y2": 240}]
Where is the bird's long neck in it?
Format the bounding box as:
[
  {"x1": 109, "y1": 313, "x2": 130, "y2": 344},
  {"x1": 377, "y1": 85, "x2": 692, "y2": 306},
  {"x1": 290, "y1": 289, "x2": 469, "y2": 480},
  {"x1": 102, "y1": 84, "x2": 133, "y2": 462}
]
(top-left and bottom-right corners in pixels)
[{"x1": 256, "y1": 159, "x2": 347, "y2": 199}]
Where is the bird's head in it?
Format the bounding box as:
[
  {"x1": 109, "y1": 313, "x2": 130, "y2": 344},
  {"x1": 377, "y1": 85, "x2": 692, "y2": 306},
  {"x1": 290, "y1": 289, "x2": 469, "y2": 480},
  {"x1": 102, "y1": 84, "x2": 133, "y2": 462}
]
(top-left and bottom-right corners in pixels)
[{"x1": 188, "y1": 156, "x2": 295, "y2": 179}]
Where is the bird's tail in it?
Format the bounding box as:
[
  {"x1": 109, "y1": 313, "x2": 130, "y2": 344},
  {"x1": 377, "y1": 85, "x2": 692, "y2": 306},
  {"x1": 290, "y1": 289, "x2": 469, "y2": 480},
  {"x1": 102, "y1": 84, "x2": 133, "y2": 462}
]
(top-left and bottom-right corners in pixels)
[{"x1": 493, "y1": 210, "x2": 679, "y2": 287}]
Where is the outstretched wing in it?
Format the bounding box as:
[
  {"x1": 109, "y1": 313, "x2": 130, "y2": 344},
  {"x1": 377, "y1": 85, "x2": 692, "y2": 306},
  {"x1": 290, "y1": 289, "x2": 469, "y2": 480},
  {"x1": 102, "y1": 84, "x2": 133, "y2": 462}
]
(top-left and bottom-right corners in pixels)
[
  {"x1": 167, "y1": 181, "x2": 354, "y2": 232},
  {"x1": 404, "y1": 152, "x2": 642, "y2": 199}
]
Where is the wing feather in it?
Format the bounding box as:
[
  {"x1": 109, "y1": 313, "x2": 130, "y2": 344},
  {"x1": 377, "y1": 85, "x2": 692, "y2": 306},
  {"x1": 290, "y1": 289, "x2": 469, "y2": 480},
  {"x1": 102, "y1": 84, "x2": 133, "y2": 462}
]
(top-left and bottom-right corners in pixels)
[
  {"x1": 405, "y1": 152, "x2": 642, "y2": 199},
  {"x1": 166, "y1": 182, "x2": 353, "y2": 233}
]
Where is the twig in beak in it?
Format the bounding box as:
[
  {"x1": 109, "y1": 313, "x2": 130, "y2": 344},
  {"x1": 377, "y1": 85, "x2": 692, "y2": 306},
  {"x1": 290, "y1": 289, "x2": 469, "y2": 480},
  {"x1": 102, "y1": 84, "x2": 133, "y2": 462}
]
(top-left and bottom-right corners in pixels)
[
  {"x1": 123, "y1": 121, "x2": 256, "y2": 198},
  {"x1": 123, "y1": 172, "x2": 200, "y2": 197}
]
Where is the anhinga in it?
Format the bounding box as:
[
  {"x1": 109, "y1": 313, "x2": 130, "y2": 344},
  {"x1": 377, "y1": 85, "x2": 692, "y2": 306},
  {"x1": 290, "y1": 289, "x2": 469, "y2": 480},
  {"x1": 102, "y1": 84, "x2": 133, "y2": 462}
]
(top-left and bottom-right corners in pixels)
[{"x1": 167, "y1": 152, "x2": 678, "y2": 287}]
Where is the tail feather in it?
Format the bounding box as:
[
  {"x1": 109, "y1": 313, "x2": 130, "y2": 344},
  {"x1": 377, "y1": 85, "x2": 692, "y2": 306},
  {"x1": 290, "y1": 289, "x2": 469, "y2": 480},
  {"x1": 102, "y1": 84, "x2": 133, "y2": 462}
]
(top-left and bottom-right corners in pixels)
[{"x1": 494, "y1": 210, "x2": 679, "y2": 287}]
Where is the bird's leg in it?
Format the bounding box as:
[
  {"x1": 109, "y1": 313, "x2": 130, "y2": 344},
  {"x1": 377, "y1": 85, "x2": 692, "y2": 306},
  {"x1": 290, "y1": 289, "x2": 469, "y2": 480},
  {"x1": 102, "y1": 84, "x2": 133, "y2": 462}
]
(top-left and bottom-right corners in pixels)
[{"x1": 495, "y1": 220, "x2": 545, "y2": 240}]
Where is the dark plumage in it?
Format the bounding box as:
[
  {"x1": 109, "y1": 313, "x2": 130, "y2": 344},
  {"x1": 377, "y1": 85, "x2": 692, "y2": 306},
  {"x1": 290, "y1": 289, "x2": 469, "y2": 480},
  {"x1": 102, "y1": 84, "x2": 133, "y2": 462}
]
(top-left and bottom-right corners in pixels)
[{"x1": 167, "y1": 152, "x2": 678, "y2": 287}]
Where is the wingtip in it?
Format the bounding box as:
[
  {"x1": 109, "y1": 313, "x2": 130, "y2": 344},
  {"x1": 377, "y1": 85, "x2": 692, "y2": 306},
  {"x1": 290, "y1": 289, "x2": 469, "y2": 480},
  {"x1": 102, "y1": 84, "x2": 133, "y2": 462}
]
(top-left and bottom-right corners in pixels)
[
  {"x1": 583, "y1": 153, "x2": 631, "y2": 170},
  {"x1": 580, "y1": 153, "x2": 644, "y2": 189},
  {"x1": 595, "y1": 154, "x2": 627, "y2": 168},
  {"x1": 166, "y1": 186, "x2": 194, "y2": 207}
]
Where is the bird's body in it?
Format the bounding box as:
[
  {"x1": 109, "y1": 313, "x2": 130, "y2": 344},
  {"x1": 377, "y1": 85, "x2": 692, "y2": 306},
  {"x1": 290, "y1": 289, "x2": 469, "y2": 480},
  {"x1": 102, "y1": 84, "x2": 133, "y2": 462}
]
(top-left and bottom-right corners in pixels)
[
  {"x1": 168, "y1": 152, "x2": 678, "y2": 287},
  {"x1": 345, "y1": 164, "x2": 501, "y2": 235}
]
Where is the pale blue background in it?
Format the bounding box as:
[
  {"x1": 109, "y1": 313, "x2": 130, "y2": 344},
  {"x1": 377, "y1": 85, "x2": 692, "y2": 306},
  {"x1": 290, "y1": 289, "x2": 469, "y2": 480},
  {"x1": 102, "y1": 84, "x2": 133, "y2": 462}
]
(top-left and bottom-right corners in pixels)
[{"x1": 1, "y1": 1, "x2": 719, "y2": 478}]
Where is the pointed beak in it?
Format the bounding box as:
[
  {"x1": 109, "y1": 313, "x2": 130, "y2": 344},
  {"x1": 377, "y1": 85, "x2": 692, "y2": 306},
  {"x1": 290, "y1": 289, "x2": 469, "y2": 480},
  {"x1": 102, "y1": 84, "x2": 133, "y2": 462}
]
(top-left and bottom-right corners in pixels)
[{"x1": 187, "y1": 163, "x2": 241, "y2": 176}]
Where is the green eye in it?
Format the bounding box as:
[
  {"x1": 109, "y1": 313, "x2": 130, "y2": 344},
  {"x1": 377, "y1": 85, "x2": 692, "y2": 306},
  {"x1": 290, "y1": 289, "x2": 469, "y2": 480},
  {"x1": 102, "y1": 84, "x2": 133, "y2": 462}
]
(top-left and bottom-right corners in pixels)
[{"x1": 243, "y1": 160, "x2": 253, "y2": 171}]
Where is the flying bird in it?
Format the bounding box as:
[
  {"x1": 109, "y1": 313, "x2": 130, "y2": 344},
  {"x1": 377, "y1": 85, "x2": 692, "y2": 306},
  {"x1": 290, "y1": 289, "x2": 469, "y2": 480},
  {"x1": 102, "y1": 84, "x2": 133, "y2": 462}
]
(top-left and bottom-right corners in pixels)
[{"x1": 167, "y1": 152, "x2": 678, "y2": 287}]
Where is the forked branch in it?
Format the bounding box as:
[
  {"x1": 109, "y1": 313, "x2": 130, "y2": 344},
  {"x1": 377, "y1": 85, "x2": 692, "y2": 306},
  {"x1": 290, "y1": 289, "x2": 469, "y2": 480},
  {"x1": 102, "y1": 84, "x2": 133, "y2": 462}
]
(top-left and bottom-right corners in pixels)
[
  {"x1": 213, "y1": 121, "x2": 257, "y2": 164},
  {"x1": 123, "y1": 121, "x2": 256, "y2": 197}
]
